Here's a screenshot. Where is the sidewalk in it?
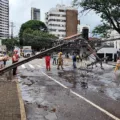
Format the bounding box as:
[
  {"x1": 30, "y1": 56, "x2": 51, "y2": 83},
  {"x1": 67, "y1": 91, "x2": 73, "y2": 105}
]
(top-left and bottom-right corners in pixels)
[{"x1": 0, "y1": 73, "x2": 26, "y2": 120}]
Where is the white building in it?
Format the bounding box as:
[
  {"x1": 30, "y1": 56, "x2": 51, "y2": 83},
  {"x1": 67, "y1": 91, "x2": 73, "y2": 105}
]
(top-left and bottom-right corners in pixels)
[
  {"x1": 45, "y1": 4, "x2": 79, "y2": 38},
  {"x1": 105, "y1": 30, "x2": 120, "y2": 49},
  {"x1": 111, "y1": 31, "x2": 120, "y2": 49},
  {"x1": 0, "y1": 0, "x2": 9, "y2": 39},
  {"x1": 31, "y1": 7, "x2": 40, "y2": 21},
  {"x1": 97, "y1": 47, "x2": 117, "y2": 61},
  {"x1": 97, "y1": 30, "x2": 120, "y2": 62}
]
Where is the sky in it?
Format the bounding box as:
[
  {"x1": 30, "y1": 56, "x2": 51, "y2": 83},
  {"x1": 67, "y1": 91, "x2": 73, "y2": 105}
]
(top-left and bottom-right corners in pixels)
[{"x1": 9, "y1": 0, "x2": 101, "y2": 36}]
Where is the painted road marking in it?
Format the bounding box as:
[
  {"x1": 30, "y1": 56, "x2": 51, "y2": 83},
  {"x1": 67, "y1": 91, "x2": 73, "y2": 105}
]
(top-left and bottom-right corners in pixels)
[
  {"x1": 42, "y1": 72, "x2": 67, "y2": 89},
  {"x1": 21, "y1": 65, "x2": 26, "y2": 69},
  {"x1": 38, "y1": 65, "x2": 71, "y2": 69},
  {"x1": 28, "y1": 64, "x2": 35, "y2": 69},
  {"x1": 37, "y1": 65, "x2": 44, "y2": 68},
  {"x1": 41, "y1": 71, "x2": 120, "y2": 120}
]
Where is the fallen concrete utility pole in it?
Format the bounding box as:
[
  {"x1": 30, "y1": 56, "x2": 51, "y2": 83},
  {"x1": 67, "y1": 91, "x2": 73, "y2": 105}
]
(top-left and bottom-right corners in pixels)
[{"x1": 0, "y1": 34, "x2": 82, "y2": 75}]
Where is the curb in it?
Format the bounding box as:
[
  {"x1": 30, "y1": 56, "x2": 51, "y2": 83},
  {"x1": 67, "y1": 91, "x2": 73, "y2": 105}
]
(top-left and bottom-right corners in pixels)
[{"x1": 16, "y1": 80, "x2": 27, "y2": 120}]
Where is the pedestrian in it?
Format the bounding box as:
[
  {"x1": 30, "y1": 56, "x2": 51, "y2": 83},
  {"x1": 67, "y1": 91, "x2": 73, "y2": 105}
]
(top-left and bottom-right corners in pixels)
[
  {"x1": 3, "y1": 56, "x2": 9, "y2": 67},
  {"x1": 0, "y1": 58, "x2": 4, "y2": 69},
  {"x1": 12, "y1": 50, "x2": 19, "y2": 75},
  {"x1": 65, "y1": 52, "x2": 69, "y2": 58},
  {"x1": 52, "y1": 53, "x2": 57, "y2": 65},
  {"x1": 45, "y1": 54, "x2": 51, "y2": 71},
  {"x1": 0, "y1": 54, "x2": 5, "y2": 69},
  {"x1": 57, "y1": 52, "x2": 63, "y2": 70},
  {"x1": 72, "y1": 53, "x2": 77, "y2": 69},
  {"x1": 114, "y1": 57, "x2": 120, "y2": 72},
  {"x1": 3, "y1": 53, "x2": 9, "y2": 67}
]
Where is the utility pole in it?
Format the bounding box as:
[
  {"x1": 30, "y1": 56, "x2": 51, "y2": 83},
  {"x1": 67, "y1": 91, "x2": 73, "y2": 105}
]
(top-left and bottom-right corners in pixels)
[{"x1": 10, "y1": 22, "x2": 15, "y2": 39}]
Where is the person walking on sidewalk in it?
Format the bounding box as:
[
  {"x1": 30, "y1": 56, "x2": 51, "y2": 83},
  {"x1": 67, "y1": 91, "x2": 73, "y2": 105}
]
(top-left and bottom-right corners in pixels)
[
  {"x1": 57, "y1": 52, "x2": 63, "y2": 70},
  {"x1": 12, "y1": 50, "x2": 19, "y2": 75},
  {"x1": 72, "y1": 53, "x2": 77, "y2": 69},
  {"x1": 45, "y1": 54, "x2": 51, "y2": 71}
]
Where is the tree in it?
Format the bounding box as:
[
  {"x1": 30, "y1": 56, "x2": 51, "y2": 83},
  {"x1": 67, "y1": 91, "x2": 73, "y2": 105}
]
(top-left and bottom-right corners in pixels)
[
  {"x1": 22, "y1": 28, "x2": 58, "y2": 50},
  {"x1": 92, "y1": 24, "x2": 111, "y2": 37},
  {"x1": 2, "y1": 38, "x2": 20, "y2": 51},
  {"x1": 73, "y1": 0, "x2": 120, "y2": 37},
  {"x1": 19, "y1": 20, "x2": 48, "y2": 46}
]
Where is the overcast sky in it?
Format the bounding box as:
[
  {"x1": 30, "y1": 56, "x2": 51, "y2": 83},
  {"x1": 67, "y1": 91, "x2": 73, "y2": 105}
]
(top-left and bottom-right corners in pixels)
[{"x1": 9, "y1": 0, "x2": 101, "y2": 36}]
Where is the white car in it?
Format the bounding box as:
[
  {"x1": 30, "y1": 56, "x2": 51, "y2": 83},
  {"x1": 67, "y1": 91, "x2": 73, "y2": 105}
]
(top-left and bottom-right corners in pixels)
[{"x1": 23, "y1": 49, "x2": 32, "y2": 57}]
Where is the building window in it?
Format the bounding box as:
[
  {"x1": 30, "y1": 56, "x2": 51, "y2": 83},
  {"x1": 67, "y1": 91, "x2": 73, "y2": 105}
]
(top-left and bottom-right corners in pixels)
[
  {"x1": 62, "y1": 15, "x2": 66, "y2": 17},
  {"x1": 59, "y1": 10, "x2": 65, "y2": 12},
  {"x1": 49, "y1": 29, "x2": 56, "y2": 32},
  {"x1": 49, "y1": 14, "x2": 60, "y2": 17},
  {"x1": 59, "y1": 30, "x2": 66, "y2": 32}
]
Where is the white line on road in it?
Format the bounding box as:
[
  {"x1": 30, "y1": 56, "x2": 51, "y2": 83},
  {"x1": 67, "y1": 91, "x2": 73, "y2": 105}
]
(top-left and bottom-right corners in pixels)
[
  {"x1": 41, "y1": 71, "x2": 120, "y2": 120},
  {"x1": 37, "y1": 65, "x2": 44, "y2": 68},
  {"x1": 28, "y1": 64, "x2": 35, "y2": 69},
  {"x1": 42, "y1": 72, "x2": 67, "y2": 89},
  {"x1": 21, "y1": 64, "x2": 26, "y2": 69}
]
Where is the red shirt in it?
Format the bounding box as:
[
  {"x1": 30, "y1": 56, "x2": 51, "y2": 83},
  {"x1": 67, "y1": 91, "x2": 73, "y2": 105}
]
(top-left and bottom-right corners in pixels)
[
  {"x1": 45, "y1": 56, "x2": 50, "y2": 62},
  {"x1": 12, "y1": 54, "x2": 19, "y2": 62}
]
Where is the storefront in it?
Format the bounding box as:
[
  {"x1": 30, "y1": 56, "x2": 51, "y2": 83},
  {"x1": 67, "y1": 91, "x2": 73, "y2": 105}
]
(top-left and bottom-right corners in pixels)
[{"x1": 97, "y1": 47, "x2": 117, "y2": 62}]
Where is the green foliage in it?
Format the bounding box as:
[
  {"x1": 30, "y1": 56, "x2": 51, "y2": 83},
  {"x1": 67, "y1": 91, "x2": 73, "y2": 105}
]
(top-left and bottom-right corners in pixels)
[
  {"x1": 2, "y1": 38, "x2": 19, "y2": 51},
  {"x1": 92, "y1": 24, "x2": 111, "y2": 37},
  {"x1": 8, "y1": 51, "x2": 13, "y2": 57},
  {"x1": 19, "y1": 20, "x2": 48, "y2": 45},
  {"x1": 22, "y1": 28, "x2": 58, "y2": 50},
  {"x1": 73, "y1": 0, "x2": 120, "y2": 36}
]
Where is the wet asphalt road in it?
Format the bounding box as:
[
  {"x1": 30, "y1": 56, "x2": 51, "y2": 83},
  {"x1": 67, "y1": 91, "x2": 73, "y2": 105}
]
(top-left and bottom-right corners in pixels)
[{"x1": 17, "y1": 58, "x2": 120, "y2": 120}]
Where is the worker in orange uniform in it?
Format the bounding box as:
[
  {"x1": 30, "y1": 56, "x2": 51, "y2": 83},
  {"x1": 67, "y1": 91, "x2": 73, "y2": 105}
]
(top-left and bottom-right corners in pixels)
[
  {"x1": 114, "y1": 57, "x2": 120, "y2": 72},
  {"x1": 45, "y1": 54, "x2": 51, "y2": 71},
  {"x1": 12, "y1": 50, "x2": 19, "y2": 75}
]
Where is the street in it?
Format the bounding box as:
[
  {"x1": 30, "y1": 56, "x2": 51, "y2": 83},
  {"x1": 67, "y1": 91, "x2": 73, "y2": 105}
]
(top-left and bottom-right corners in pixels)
[
  {"x1": 17, "y1": 58, "x2": 120, "y2": 120},
  {"x1": 1, "y1": 0, "x2": 120, "y2": 120}
]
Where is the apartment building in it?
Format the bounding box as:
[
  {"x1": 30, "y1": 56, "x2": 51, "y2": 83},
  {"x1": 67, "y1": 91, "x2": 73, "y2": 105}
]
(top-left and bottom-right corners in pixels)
[
  {"x1": 31, "y1": 7, "x2": 40, "y2": 21},
  {"x1": 45, "y1": 4, "x2": 80, "y2": 38},
  {"x1": 0, "y1": 0, "x2": 9, "y2": 39}
]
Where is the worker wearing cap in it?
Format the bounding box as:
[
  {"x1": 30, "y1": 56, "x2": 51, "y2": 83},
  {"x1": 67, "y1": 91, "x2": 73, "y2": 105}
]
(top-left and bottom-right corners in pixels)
[
  {"x1": 57, "y1": 52, "x2": 63, "y2": 70},
  {"x1": 12, "y1": 50, "x2": 19, "y2": 75}
]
